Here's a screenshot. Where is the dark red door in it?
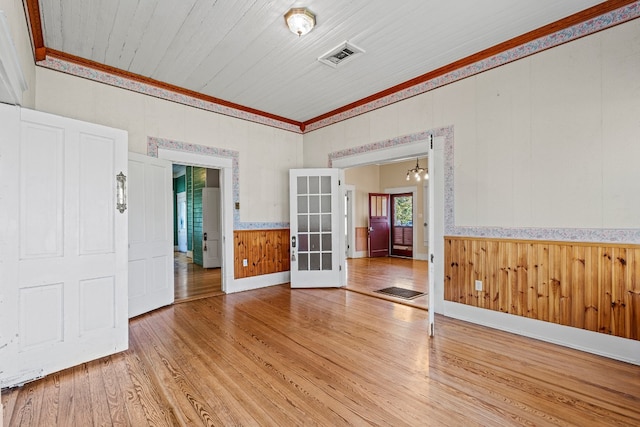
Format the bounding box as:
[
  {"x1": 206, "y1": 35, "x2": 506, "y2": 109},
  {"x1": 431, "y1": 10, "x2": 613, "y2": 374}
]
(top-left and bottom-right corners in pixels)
[{"x1": 368, "y1": 193, "x2": 389, "y2": 257}]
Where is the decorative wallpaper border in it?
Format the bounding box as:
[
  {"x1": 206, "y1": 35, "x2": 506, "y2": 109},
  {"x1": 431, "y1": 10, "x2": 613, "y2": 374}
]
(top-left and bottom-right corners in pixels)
[
  {"x1": 305, "y1": 2, "x2": 640, "y2": 132},
  {"x1": 147, "y1": 137, "x2": 288, "y2": 230},
  {"x1": 37, "y1": 57, "x2": 302, "y2": 134},
  {"x1": 329, "y1": 127, "x2": 640, "y2": 244},
  {"x1": 35, "y1": 4, "x2": 639, "y2": 135}
]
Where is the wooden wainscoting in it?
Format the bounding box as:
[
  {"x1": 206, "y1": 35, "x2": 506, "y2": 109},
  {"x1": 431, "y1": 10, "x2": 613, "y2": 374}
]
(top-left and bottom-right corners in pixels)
[
  {"x1": 355, "y1": 226, "x2": 368, "y2": 252},
  {"x1": 444, "y1": 236, "x2": 640, "y2": 341},
  {"x1": 234, "y1": 229, "x2": 290, "y2": 279}
]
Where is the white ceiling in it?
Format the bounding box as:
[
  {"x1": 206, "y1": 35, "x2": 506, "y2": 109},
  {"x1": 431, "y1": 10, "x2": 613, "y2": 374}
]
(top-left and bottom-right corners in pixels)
[{"x1": 38, "y1": 0, "x2": 605, "y2": 122}]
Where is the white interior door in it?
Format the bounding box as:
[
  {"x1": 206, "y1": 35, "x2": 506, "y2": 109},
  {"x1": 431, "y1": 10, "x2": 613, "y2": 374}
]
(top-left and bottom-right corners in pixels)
[
  {"x1": 202, "y1": 187, "x2": 221, "y2": 268},
  {"x1": 177, "y1": 192, "x2": 187, "y2": 252},
  {"x1": 128, "y1": 152, "x2": 173, "y2": 318},
  {"x1": 0, "y1": 105, "x2": 128, "y2": 388},
  {"x1": 289, "y1": 169, "x2": 342, "y2": 288}
]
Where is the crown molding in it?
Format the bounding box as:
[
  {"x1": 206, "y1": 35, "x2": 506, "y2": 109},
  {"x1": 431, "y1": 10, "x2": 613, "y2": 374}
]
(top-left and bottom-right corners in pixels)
[
  {"x1": 24, "y1": 0, "x2": 640, "y2": 134},
  {"x1": 303, "y1": 0, "x2": 640, "y2": 132}
]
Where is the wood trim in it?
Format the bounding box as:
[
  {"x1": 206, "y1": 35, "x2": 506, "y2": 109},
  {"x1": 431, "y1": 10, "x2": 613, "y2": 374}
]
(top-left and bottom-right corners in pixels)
[
  {"x1": 22, "y1": 1, "x2": 637, "y2": 133},
  {"x1": 23, "y1": 0, "x2": 44, "y2": 59},
  {"x1": 444, "y1": 236, "x2": 640, "y2": 341},
  {"x1": 446, "y1": 235, "x2": 640, "y2": 249},
  {"x1": 302, "y1": 0, "x2": 639, "y2": 129},
  {"x1": 234, "y1": 229, "x2": 290, "y2": 279},
  {"x1": 41, "y1": 48, "x2": 304, "y2": 130}
]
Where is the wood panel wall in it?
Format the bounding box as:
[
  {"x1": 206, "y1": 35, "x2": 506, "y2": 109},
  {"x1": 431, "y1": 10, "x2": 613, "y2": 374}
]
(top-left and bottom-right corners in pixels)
[
  {"x1": 234, "y1": 229, "x2": 290, "y2": 279},
  {"x1": 444, "y1": 237, "x2": 640, "y2": 341},
  {"x1": 356, "y1": 227, "x2": 368, "y2": 252}
]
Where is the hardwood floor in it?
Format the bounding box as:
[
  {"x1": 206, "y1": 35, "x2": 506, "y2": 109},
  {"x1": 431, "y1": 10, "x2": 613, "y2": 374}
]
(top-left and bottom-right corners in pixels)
[
  {"x1": 346, "y1": 256, "x2": 428, "y2": 309},
  {"x1": 174, "y1": 252, "x2": 223, "y2": 303},
  {"x1": 3, "y1": 284, "x2": 639, "y2": 426}
]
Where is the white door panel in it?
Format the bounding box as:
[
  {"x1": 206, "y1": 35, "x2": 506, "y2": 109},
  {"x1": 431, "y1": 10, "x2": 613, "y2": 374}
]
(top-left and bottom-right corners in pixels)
[
  {"x1": 128, "y1": 152, "x2": 173, "y2": 318},
  {"x1": 202, "y1": 187, "x2": 221, "y2": 268},
  {"x1": 289, "y1": 169, "x2": 342, "y2": 288},
  {"x1": 0, "y1": 104, "x2": 128, "y2": 388},
  {"x1": 177, "y1": 192, "x2": 187, "y2": 252}
]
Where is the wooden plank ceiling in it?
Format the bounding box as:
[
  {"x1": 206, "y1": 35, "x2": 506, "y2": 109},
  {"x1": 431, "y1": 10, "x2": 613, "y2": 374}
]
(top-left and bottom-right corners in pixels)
[{"x1": 35, "y1": 0, "x2": 610, "y2": 123}]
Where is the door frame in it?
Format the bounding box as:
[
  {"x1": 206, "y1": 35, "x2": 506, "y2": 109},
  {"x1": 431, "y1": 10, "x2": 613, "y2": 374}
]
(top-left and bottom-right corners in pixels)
[
  {"x1": 344, "y1": 185, "x2": 355, "y2": 258},
  {"x1": 331, "y1": 136, "x2": 443, "y2": 318},
  {"x1": 156, "y1": 149, "x2": 233, "y2": 293}
]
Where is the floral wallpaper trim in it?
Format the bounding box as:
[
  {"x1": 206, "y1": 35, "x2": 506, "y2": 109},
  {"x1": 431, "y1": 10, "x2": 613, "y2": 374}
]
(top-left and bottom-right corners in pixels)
[
  {"x1": 37, "y1": 57, "x2": 302, "y2": 134},
  {"x1": 329, "y1": 127, "x2": 640, "y2": 244},
  {"x1": 147, "y1": 137, "x2": 288, "y2": 230},
  {"x1": 306, "y1": 3, "x2": 640, "y2": 133}
]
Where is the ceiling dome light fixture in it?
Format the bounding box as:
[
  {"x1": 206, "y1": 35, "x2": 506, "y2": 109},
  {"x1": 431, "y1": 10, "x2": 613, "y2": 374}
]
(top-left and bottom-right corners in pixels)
[
  {"x1": 284, "y1": 7, "x2": 316, "y2": 36},
  {"x1": 406, "y1": 158, "x2": 428, "y2": 182}
]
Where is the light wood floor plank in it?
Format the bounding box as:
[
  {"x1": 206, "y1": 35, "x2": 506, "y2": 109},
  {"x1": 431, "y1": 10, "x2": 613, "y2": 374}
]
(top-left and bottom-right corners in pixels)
[{"x1": 3, "y1": 258, "x2": 639, "y2": 426}]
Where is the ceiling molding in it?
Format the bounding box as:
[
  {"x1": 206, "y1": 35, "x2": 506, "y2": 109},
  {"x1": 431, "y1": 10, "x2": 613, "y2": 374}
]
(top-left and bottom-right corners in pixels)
[
  {"x1": 303, "y1": 0, "x2": 640, "y2": 132},
  {"x1": 24, "y1": 0, "x2": 639, "y2": 135},
  {"x1": 39, "y1": 48, "x2": 304, "y2": 133}
]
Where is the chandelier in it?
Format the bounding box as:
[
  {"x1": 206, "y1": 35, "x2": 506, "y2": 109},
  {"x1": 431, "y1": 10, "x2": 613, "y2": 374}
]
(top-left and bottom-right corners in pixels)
[{"x1": 406, "y1": 158, "x2": 428, "y2": 181}]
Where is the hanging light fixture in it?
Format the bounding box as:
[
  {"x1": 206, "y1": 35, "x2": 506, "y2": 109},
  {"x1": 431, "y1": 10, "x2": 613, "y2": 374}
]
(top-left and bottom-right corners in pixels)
[
  {"x1": 406, "y1": 158, "x2": 428, "y2": 182},
  {"x1": 284, "y1": 7, "x2": 316, "y2": 36}
]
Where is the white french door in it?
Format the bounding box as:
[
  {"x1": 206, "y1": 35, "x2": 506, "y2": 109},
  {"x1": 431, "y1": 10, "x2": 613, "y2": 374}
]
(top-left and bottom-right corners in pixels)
[
  {"x1": 0, "y1": 105, "x2": 128, "y2": 388},
  {"x1": 127, "y1": 152, "x2": 174, "y2": 318},
  {"x1": 289, "y1": 169, "x2": 343, "y2": 288}
]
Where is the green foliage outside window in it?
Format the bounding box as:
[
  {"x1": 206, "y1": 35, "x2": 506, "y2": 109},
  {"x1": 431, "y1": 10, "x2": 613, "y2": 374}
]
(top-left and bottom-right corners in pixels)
[{"x1": 394, "y1": 196, "x2": 413, "y2": 226}]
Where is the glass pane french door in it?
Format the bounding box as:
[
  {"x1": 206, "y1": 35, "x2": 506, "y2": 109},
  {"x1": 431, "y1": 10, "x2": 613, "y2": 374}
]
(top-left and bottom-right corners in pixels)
[{"x1": 289, "y1": 169, "x2": 341, "y2": 288}]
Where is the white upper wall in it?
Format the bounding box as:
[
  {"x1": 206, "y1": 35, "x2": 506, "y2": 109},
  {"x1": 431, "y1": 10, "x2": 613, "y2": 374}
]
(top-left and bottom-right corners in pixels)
[
  {"x1": 35, "y1": 67, "x2": 303, "y2": 224},
  {"x1": 304, "y1": 19, "x2": 640, "y2": 232},
  {"x1": 0, "y1": 0, "x2": 36, "y2": 107}
]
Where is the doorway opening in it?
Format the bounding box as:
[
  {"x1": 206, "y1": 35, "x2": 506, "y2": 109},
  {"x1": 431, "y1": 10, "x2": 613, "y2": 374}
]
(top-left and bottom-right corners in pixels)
[
  {"x1": 172, "y1": 163, "x2": 224, "y2": 303},
  {"x1": 340, "y1": 156, "x2": 430, "y2": 310}
]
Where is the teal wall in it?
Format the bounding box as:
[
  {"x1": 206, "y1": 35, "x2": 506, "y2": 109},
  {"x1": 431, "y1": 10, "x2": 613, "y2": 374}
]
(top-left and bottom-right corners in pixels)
[
  {"x1": 186, "y1": 166, "x2": 193, "y2": 252},
  {"x1": 191, "y1": 167, "x2": 206, "y2": 266},
  {"x1": 176, "y1": 166, "x2": 211, "y2": 267}
]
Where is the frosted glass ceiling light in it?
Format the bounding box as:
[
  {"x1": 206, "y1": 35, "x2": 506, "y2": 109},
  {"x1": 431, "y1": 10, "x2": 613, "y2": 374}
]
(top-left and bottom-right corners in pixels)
[
  {"x1": 285, "y1": 8, "x2": 316, "y2": 36},
  {"x1": 406, "y1": 158, "x2": 428, "y2": 181}
]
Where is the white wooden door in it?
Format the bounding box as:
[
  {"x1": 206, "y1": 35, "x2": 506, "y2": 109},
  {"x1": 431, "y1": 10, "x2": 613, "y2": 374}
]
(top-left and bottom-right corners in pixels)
[
  {"x1": 0, "y1": 105, "x2": 128, "y2": 388},
  {"x1": 128, "y1": 152, "x2": 173, "y2": 318},
  {"x1": 177, "y1": 192, "x2": 187, "y2": 253},
  {"x1": 428, "y1": 138, "x2": 436, "y2": 336},
  {"x1": 289, "y1": 169, "x2": 342, "y2": 288},
  {"x1": 202, "y1": 187, "x2": 221, "y2": 268}
]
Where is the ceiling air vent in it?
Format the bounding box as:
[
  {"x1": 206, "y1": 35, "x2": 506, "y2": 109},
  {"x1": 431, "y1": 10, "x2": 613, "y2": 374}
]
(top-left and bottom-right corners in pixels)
[{"x1": 318, "y1": 41, "x2": 365, "y2": 68}]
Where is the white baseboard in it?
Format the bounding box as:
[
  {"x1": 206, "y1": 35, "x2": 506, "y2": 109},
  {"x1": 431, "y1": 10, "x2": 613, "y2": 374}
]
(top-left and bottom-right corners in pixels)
[
  {"x1": 443, "y1": 301, "x2": 640, "y2": 365},
  {"x1": 413, "y1": 253, "x2": 428, "y2": 261},
  {"x1": 353, "y1": 251, "x2": 368, "y2": 258},
  {"x1": 227, "y1": 271, "x2": 290, "y2": 294},
  {"x1": 187, "y1": 250, "x2": 193, "y2": 259}
]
